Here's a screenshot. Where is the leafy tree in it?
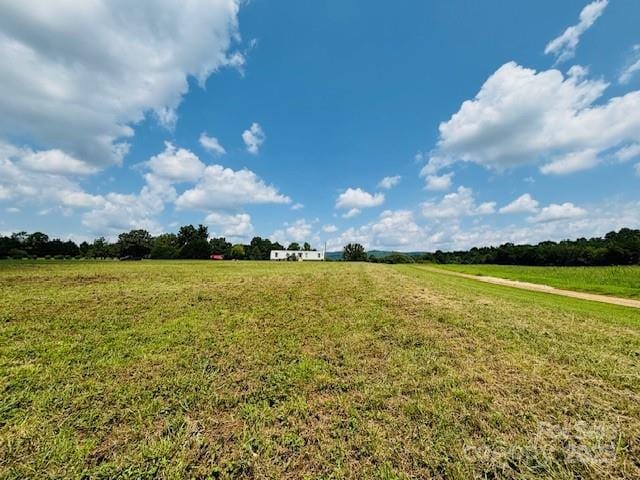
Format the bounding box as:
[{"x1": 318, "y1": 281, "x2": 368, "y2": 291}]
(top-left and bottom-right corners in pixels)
[
  {"x1": 118, "y1": 229, "x2": 153, "y2": 257},
  {"x1": 271, "y1": 242, "x2": 284, "y2": 251},
  {"x1": 248, "y1": 237, "x2": 273, "y2": 260},
  {"x1": 25, "y1": 232, "x2": 49, "y2": 257},
  {"x1": 177, "y1": 224, "x2": 208, "y2": 247},
  {"x1": 230, "y1": 244, "x2": 245, "y2": 259},
  {"x1": 150, "y1": 234, "x2": 180, "y2": 259},
  {"x1": 89, "y1": 237, "x2": 110, "y2": 258},
  {"x1": 287, "y1": 242, "x2": 301, "y2": 251},
  {"x1": 179, "y1": 238, "x2": 210, "y2": 259},
  {"x1": 343, "y1": 243, "x2": 366, "y2": 262},
  {"x1": 79, "y1": 241, "x2": 90, "y2": 257},
  {"x1": 209, "y1": 237, "x2": 231, "y2": 256},
  {"x1": 303, "y1": 242, "x2": 311, "y2": 251}
]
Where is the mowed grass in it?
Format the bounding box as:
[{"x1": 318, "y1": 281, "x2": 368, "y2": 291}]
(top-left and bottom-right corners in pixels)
[
  {"x1": 1, "y1": 261, "x2": 639, "y2": 479},
  {"x1": 433, "y1": 264, "x2": 640, "y2": 299}
]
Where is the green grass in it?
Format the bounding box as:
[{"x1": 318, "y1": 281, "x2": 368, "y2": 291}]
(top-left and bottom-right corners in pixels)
[
  {"x1": 432, "y1": 264, "x2": 640, "y2": 299},
  {"x1": 1, "y1": 260, "x2": 639, "y2": 479}
]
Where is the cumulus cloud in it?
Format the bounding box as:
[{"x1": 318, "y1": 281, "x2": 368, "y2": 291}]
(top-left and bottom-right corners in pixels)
[
  {"x1": 0, "y1": 141, "x2": 103, "y2": 209},
  {"x1": 378, "y1": 175, "x2": 401, "y2": 189},
  {"x1": 499, "y1": 193, "x2": 539, "y2": 214},
  {"x1": 81, "y1": 189, "x2": 165, "y2": 236},
  {"x1": 145, "y1": 142, "x2": 205, "y2": 183},
  {"x1": 199, "y1": 133, "x2": 226, "y2": 156},
  {"x1": 0, "y1": 0, "x2": 242, "y2": 169},
  {"x1": 528, "y1": 202, "x2": 587, "y2": 223},
  {"x1": 424, "y1": 172, "x2": 453, "y2": 191},
  {"x1": 545, "y1": 0, "x2": 608, "y2": 64},
  {"x1": 19, "y1": 149, "x2": 99, "y2": 176},
  {"x1": 205, "y1": 212, "x2": 253, "y2": 239},
  {"x1": 421, "y1": 186, "x2": 495, "y2": 219},
  {"x1": 426, "y1": 62, "x2": 640, "y2": 176},
  {"x1": 242, "y1": 122, "x2": 265, "y2": 154},
  {"x1": 291, "y1": 203, "x2": 304, "y2": 210},
  {"x1": 322, "y1": 224, "x2": 338, "y2": 233},
  {"x1": 336, "y1": 187, "x2": 384, "y2": 211},
  {"x1": 540, "y1": 149, "x2": 599, "y2": 175},
  {"x1": 176, "y1": 164, "x2": 290, "y2": 210},
  {"x1": 271, "y1": 219, "x2": 317, "y2": 245},
  {"x1": 327, "y1": 210, "x2": 428, "y2": 251}
]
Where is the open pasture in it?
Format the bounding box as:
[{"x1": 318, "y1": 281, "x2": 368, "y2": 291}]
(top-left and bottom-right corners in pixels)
[
  {"x1": 432, "y1": 264, "x2": 640, "y2": 299},
  {"x1": 1, "y1": 260, "x2": 639, "y2": 479}
]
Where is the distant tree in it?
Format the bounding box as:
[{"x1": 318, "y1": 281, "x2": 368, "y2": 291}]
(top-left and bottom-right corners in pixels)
[
  {"x1": 248, "y1": 236, "x2": 273, "y2": 260},
  {"x1": 271, "y1": 242, "x2": 284, "y2": 251},
  {"x1": 179, "y1": 238, "x2": 210, "y2": 259},
  {"x1": 150, "y1": 234, "x2": 180, "y2": 259},
  {"x1": 177, "y1": 224, "x2": 208, "y2": 247},
  {"x1": 303, "y1": 242, "x2": 311, "y2": 251},
  {"x1": 25, "y1": 232, "x2": 49, "y2": 257},
  {"x1": 209, "y1": 237, "x2": 231, "y2": 256},
  {"x1": 343, "y1": 243, "x2": 366, "y2": 262},
  {"x1": 89, "y1": 237, "x2": 110, "y2": 258},
  {"x1": 118, "y1": 229, "x2": 153, "y2": 257},
  {"x1": 230, "y1": 244, "x2": 245, "y2": 259},
  {"x1": 79, "y1": 241, "x2": 90, "y2": 257},
  {"x1": 287, "y1": 242, "x2": 301, "y2": 251}
]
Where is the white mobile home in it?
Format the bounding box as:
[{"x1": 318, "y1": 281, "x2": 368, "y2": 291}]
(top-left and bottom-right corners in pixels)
[{"x1": 270, "y1": 250, "x2": 324, "y2": 261}]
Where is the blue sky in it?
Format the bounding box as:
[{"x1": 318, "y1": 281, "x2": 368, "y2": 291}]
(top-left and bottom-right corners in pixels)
[{"x1": 1, "y1": 0, "x2": 640, "y2": 251}]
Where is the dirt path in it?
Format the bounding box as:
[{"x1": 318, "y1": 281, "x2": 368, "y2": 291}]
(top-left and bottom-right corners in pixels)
[{"x1": 423, "y1": 267, "x2": 640, "y2": 309}]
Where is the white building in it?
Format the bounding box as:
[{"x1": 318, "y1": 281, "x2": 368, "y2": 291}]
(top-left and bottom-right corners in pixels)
[{"x1": 270, "y1": 249, "x2": 325, "y2": 261}]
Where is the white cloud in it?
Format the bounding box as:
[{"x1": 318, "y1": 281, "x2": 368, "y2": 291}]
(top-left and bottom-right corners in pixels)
[
  {"x1": 271, "y1": 219, "x2": 317, "y2": 246},
  {"x1": 291, "y1": 202, "x2": 304, "y2": 210},
  {"x1": 327, "y1": 199, "x2": 640, "y2": 253},
  {"x1": 545, "y1": 0, "x2": 608, "y2": 64},
  {"x1": 176, "y1": 164, "x2": 290, "y2": 210},
  {"x1": 528, "y1": 202, "x2": 587, "y2": 223},
  {"x1": 619, "y1": 46, "x2": 640, "y2": 85},
  {"x1": 635, "y1": 163, "x2": 640, "y2": 177},
  {"x1": 327, "y1": 209, "x2": 428, "y2": 251},
  {"x1": 421, "y1": 186, "x2": 495, "y2": 219},
  {"x1": 19, "y1": 149, "x2": 98, "y2": 176},
  {"x1": 242, "y1": 122, "x2": 265, "y2": 154},
  {"x1": 0, "y1": 0, "x2": 242, "y2": 168},
  {"x1": 145, "y1": 142, "x2": 205, "y2": 183},
  {"x1": 342, "y1": 208, "x2": 361, "y2": 219},
  {"x1": 322, "y1": 224, "x2": 338, "y2": 233},
  {"x1": 429, "y1": 62, "x2": 640, "y2": 175},
  {"x1": 540, "y1": 149, "x2": 599, "y2": 175},
  {"x1": 614, "y1": 143, "x2": 640, "y2": 163},
  {"x1": 378, "y1": 175, "x2": 401, "y2": 189},
  {"x1": 424, "y1": 172, "x2": 453, "y2": 191},
  {"x1": 205, "y1": 212, "x2": 253, "y2": 239},
  {"x1": 336, "y1": 187, "x2": 384, "y2": 210},
  {"x1": 81, "y1": 187, "x2": 166, "y2": 236},
  {"x1": 199, "y1": 133, "x2": 226, "y2": 156},
  {"x1": 499, "y1": 193, "x2": 539, "y2": 214},
  {"x1": 0, "y1": 141, "x2": 104, "y2": 209}
]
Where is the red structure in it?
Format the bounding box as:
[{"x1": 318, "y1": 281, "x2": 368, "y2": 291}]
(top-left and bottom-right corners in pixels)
[{"x1": 210, "y1": 254, "x2": 224, "y2": 260}]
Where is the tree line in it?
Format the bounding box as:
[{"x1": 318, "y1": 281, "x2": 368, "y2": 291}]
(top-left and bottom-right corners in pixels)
[
  {"x1": 2, "y1": 227, "x2": 639, "y2": 266},
  {"x1": 353, "y1": 228, "x2": 640, "y2": 266},
  {"x1": 0, "y1": 225, "x2": 316, "y2": 260}
]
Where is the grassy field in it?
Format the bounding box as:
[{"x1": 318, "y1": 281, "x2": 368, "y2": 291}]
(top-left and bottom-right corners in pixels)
[
  {"x1": 433, "y1": 264, "x2": 640, "y2": 299},
  {"x1": 1, "y1": 260, "x2": 639, "y2": 479}
]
